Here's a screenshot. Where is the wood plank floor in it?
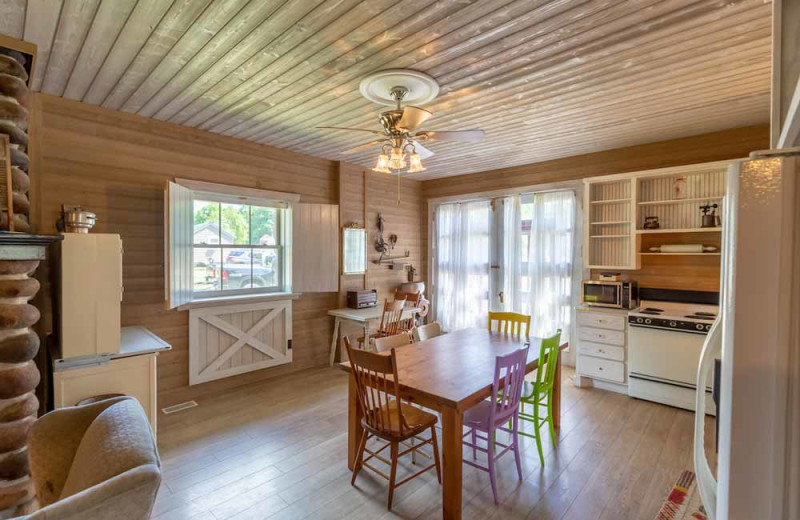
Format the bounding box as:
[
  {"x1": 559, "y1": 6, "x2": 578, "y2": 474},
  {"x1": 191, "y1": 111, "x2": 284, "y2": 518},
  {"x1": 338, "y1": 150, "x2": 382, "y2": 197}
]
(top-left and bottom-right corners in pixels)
[{"x1": 155, "y1": 366, "x2": 716, "y2": 520}]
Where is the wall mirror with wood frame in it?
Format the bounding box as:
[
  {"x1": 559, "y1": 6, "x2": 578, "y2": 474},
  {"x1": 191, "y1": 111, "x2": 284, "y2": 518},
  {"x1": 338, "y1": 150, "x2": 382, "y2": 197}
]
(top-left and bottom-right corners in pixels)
[{"x1": 342, "y1": 227, "x2": 367, "y2": 275}]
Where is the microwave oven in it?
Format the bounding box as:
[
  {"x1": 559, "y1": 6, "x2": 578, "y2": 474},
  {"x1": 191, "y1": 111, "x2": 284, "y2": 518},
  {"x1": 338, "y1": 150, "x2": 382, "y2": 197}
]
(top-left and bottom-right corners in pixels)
[{"x1": 581, "y1": 280, "x2": 639, "y2": 309}]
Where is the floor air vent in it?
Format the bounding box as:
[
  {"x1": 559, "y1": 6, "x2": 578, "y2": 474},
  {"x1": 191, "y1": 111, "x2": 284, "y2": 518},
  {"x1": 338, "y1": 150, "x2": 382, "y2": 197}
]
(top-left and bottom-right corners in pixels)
[{"x1": 161, "y1": 401, "x2": 198, "y2": 414}]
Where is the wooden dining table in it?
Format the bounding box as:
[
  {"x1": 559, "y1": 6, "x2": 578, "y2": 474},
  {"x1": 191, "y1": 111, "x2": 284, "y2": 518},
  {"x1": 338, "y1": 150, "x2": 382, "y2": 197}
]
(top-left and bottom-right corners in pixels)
[{"x1": 338, "y1": 327, "x2": 568, "y2": 520}]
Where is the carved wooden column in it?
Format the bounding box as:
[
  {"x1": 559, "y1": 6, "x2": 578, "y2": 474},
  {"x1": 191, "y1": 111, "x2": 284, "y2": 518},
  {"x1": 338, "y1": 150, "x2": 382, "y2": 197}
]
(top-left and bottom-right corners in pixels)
[{"x1": 0, "y1": 235, "x2": 59, "y2": 518}]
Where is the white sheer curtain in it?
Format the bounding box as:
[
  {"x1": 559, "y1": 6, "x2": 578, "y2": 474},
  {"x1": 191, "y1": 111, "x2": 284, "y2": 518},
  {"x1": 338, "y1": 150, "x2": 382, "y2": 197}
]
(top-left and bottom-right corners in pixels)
[
  {"x1": 523, "y1": 190, "x2": 576, "y2": 341},
  {"x1": 500, "y1": 195, "x2": 523, "y2": 312},
  {"x1": 434, "y1": 200, "x2": 490, "y2": 332}
]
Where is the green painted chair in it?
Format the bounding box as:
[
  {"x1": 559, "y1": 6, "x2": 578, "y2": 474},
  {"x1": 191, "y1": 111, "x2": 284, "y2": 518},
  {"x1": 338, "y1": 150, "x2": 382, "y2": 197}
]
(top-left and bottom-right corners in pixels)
[{"x1": 514, "y1": 329, "x2": 562, "y2": 466}]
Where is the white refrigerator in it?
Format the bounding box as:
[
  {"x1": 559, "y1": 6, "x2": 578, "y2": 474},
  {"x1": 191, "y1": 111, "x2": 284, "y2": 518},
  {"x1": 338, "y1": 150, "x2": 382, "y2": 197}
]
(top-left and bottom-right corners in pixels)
[{"x1": 694, "y1": 151, "x2": 800, "y2": 520}]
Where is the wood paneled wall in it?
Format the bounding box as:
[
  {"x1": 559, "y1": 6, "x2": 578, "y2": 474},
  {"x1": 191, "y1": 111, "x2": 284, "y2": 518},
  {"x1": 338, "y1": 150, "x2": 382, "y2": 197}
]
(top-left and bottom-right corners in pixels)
[
  {"x1": 422, "y1": 125, "x2": 769, "y2": 293},
  {"x1": 336, "y1": 162, "x2": 427, "y2": 348},
  {"x1": 28, "y1": 93, "x2": 425, "y2": 408}
]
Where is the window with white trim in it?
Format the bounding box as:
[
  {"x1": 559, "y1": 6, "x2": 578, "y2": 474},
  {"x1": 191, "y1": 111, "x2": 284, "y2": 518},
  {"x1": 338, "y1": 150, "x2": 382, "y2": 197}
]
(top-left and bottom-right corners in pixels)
[{"x1": 192, "y1": 199, "x2": 283, "y2": 297}]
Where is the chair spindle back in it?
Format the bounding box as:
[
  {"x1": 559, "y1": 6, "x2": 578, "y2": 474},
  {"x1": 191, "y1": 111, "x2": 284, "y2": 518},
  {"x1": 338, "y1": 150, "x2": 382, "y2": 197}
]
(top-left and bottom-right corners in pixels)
[
  {"x1": 378, "y1": 298, "x2": 407, "y2": 337},
  {"x1": 345, "y1": 337, "x2": 406, "y2": 436},
  {"x1": 534, "y1": 329, "x2": 562, "y2": 393},
  {"x1": 414, "y1": 321, "x2": 443, "y2": 341},
  {"x1": 491, "y1": 345, "x2": 530, "y2": 426},
  {"x1": 487, "y1": 312, "x2": 531, "y2": 339},
  {"x1": 374, "y1": 332, "x2": 412, "y2": 352}
]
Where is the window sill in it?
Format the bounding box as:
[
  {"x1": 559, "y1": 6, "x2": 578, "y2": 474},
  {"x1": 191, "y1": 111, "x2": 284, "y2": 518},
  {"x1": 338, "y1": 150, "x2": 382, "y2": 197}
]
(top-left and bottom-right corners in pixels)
[{"x1": 177, "y1": 291, "x2": 301, "y2": 311}]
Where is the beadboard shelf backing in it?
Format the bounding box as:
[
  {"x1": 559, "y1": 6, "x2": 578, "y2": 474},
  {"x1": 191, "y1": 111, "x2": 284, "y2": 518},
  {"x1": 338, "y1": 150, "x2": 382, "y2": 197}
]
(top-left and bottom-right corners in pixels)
[
  {"x1": 586, "y1": 179, "x2": 637, "y2": 269},
  {"x1": 636, "y1": 168, "x2": 727, "y2": 230}
]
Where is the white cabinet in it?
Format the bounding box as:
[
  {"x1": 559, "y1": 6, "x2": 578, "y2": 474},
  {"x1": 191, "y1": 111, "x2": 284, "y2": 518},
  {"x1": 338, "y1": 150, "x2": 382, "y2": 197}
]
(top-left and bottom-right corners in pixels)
[
  {"x1": 576, "y1": 308, "x2": 629, "y2": 389},
  {"x1": 54, "y1": 353, "x2": 158, "y2": 431},
  {"x1": 53, "y1": 327, "x2": 170, "y2": 434},
  {"x1": 60, "y1": 233, "x2": 123, "y2": 358}
]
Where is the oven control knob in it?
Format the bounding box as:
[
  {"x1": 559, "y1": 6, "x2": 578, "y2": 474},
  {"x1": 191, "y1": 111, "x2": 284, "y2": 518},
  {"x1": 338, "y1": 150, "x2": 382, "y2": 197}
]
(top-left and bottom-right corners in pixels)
[
  {"x1": 696, "y1": 323, "x2": 704, "y2": 330},
  {"x1": 644, "y1": 318, "x2": 651, "y2": 324},
  {"x1": 669, "y1": 321, "x2": 677, "y2": 327},
  {"x1": 636, "y1": 317, "x2": 643, "y2": 324},
  {"x1": 705, "y1": 324, "x2": 711, "y2": 331}
]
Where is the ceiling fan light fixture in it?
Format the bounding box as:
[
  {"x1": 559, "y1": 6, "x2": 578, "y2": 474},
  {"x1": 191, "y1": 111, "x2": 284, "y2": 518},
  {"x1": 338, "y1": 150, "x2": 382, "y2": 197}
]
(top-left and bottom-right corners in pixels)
[
  {"x1": 388, "y1": 147, "x2": 406, "y2": 170},
  {"x1": 408, "y1": 152, "x2": 426, "y2": 173},
  {"x1": 373, "y1": 153, "x2": 391, "y2": 173}
]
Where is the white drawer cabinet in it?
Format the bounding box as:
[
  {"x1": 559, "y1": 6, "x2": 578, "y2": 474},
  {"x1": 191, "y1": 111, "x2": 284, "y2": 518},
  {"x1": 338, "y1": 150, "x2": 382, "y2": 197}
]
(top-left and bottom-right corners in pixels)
[
  {"x1": 577, "y1": 312, "x2": 625, "y2": 331},
  {"x1": 577, "y1": 309, "x2": 629, "y2": 390},
  {"x1": 578, "y1": 341, "x2": 625, "y2": 362},
  {"x1": 578, "y1": 326, "x2": 625, "y2": 346},
  {"x1": 579, "y1": 356, "x2": 626, "y2": 383}
]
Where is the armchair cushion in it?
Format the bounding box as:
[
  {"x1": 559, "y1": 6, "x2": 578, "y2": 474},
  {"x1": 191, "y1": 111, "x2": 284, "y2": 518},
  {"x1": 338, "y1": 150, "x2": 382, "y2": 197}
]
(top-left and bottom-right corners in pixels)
[
  {"x1": 22, "y1": 396, "x2": 161, "y2": 520},
  {"x1": 59, "y1": 398, "x2": 158, "y2": 500}
]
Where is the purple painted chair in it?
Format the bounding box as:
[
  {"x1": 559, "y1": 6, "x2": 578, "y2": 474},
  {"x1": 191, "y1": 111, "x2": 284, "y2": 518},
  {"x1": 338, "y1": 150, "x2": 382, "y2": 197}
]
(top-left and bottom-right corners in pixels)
[{"x1": 462, "y1": 345, "x2": 529, "y2": 505}]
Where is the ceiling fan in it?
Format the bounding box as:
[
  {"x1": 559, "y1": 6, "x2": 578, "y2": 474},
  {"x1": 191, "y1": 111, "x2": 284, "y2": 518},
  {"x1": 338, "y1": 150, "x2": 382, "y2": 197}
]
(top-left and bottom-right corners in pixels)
[{"x1": 317, "y1": 69, "x2": 485, "y2": 174}]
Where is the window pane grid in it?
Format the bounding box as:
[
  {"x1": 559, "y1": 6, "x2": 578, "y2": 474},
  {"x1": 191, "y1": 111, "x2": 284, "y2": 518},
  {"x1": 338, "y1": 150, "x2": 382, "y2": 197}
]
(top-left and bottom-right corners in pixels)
[{"x1": 193, "y1": 199, "x2": 282, "y2": 296}]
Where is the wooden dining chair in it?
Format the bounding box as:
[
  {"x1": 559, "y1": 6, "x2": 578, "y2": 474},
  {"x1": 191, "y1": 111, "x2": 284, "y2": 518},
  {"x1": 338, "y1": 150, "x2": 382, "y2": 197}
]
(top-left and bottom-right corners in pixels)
[
  {"x1": 344, "y1": 338, "x2": 441, "y2": 509},
  {"x1": 488, "y1": 311, "x2": 531, "y2": 338},
  {"x1": 358, "y1": 298, "x2": 407, "y2": 349},
  {"x1": 373, "y1": 331, "x2": 426, "y2": 464},
  {"x1": 413, "y1": 321, "x2": 444, "y2": 341},
  {"x1": 393, "y1": 289, "x2": 421, "y2": 331},
  {"x1": 462, "y1": 345, "x2": 529, "y2": 504},
  {"x1": 516, "y1": 329, "x2": 562, "y2": 465},
  {"x1": 374, "y1": 332, "x2": 412, "y2": 352}
]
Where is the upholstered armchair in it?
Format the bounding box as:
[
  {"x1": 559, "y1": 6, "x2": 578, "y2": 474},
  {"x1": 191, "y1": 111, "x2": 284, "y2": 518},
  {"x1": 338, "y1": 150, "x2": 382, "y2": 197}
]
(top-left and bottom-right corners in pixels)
[{"x1": 14, "y1": 396, "x2": 161, "y2": 520}]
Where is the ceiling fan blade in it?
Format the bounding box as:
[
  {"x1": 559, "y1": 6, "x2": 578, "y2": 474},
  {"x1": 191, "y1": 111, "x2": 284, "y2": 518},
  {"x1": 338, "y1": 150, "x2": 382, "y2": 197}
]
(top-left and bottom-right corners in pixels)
[
  {"x1": 414, "y1": 130, "x2": 485, "y2": 143},
  {"x1": 397, "y1": 106, "x2": 433, "y2": 132},
  {"x1": 317, "y1": 126, "x2": 385, "y2": 136},
  {"x1": 413, "y1": 142, "x2": 435, "y2": 159},
  {"x1": 342, "y1": 140, "x2": 385, "y2": 154}
]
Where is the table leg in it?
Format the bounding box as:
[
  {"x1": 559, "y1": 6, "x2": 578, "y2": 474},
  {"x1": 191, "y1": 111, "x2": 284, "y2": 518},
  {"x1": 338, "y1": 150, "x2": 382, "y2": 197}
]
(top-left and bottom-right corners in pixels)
[
  {"x1": 363, "y1": 321, "x2": 371, "y2": 351},
  {"x1": 553, "y1": 349, "x2": 562, "y2": 429},
  {"x1": 329, "y1": 317, "x2": 341, "y2": 366},
  {"x1": 347, "y1": 373, "x2": 363, "y2": 470},
  {"x1": 441, "y1": 407, "x2": 463, "y2": 520}
]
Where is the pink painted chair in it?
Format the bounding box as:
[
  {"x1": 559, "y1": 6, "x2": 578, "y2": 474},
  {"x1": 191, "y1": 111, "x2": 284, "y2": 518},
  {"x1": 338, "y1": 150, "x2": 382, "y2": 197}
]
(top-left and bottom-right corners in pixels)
[{"x1": 462, "y1": 345, "x2": 529, "y2": 505}]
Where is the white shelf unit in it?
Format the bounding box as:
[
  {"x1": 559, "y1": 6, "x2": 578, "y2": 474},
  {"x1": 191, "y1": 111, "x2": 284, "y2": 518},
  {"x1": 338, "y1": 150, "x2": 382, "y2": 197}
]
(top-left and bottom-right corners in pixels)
[
  {"x1": 636, "y1": 167, "x2": 726, "y2": 231},
  {"x1": 585, "y1": 178, "x2": 638, "y2": 269}
]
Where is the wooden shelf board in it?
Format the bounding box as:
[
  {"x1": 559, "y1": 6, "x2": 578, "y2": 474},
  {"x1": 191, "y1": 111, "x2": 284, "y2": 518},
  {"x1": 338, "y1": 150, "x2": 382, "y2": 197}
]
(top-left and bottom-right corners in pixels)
[
  {"x1": 590, "y1": 198, "x2": 631, "y2": 205},
  {"x1": 637, "y1": 196, "x2": 724, "y2": 206},
  {"x1": 590, "y1": 234, "x2": 630, "y2": 238},
  {"x1": 586, "y1": 265, "x2": 635, "y2": 270},
  {"x1": 639, "y1": 252, "x2": 721, "y2": 256},
  {"x1": 635, "y1": 228, "x2": 722, "y2": 234},
  {"x1": 590, "y1": 221, "x2": 631, "y2": 225}
]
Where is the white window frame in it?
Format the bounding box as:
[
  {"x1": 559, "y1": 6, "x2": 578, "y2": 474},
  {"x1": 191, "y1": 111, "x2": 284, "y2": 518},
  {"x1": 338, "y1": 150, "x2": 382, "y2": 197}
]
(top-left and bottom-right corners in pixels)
[
  {"x1": 191, "y1": 194, "x2": 285, "y2": 299},
  {"x1": 166, "y1": 179, "x2": 300, "y2": 309}
]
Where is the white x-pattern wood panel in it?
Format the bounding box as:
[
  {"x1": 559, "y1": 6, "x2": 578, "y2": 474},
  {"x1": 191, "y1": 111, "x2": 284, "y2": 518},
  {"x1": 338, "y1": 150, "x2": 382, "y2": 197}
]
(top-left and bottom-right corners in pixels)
[
  {"x1": 189, "y1": 300, "x2": 292, "y2": 385},
  {"x1": 2, "y1": 0, "x2": 772, "y2": 179}
]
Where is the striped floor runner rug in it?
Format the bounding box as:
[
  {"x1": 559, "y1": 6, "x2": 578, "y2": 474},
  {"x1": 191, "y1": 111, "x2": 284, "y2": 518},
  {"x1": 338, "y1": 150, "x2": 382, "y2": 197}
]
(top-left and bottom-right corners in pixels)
[{"x1": 654, "y1": 470, "x2": 708, "y2": 520}]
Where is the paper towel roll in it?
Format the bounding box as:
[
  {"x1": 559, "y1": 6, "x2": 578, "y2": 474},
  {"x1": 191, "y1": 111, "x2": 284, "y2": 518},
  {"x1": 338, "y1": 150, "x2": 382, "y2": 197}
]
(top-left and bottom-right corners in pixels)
[{"x1": 648, "y1": 244, "x2": 717, "y2": 253}]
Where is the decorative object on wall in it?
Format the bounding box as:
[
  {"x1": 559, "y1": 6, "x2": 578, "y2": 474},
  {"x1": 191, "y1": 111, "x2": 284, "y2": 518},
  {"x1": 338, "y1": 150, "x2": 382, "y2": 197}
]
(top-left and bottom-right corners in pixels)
[
  {"x1": 0, "y1": 233, "x2": 60, "y2": 516},
  {"x1": 699, "y1": 203, "x2": 721, "y2": 228},
  {"x1": 0, "y1": 39, "x2": 35, "y2": 233},
  {"x1": 373, "y1": 213, "x2": 410, "y2": 266}
]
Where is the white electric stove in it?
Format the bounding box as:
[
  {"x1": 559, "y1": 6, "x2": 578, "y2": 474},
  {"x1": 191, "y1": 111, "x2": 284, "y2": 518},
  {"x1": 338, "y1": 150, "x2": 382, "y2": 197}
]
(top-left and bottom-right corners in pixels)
[{"x1": 628, "y1": 299, "x2": 718, "y2": 414}]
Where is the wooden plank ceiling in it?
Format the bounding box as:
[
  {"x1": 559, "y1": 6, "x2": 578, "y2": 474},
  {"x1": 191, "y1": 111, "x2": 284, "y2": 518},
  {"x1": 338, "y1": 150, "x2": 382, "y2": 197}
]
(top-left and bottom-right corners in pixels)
[{"x1": 1, "y1": 0, "x2": 772, "y2": 180}]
